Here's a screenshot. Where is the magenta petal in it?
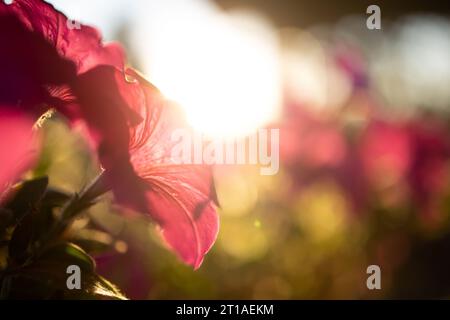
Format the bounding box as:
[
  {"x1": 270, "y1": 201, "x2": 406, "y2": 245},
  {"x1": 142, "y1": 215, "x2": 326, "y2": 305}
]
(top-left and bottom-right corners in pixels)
[
  {"x1": 0, "y1": 14, "x2": 76, "y2": 112},
  {"x1": 143, "y1": 165, "x2": 219, "y2": 269},
  {"x1": 360, "y1": 120, "x2": 413, "y2": 182},
  {"x1": 1, "y1": 0, "x2": 125, "y2": 74},
  {"x1": 113, "y1": 70, "x2": 219, "y2": 268}
]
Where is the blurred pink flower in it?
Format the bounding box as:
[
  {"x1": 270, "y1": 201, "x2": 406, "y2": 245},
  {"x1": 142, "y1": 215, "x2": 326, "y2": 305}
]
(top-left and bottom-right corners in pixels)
[
  {"x1": 0, "y1": 110, "x2": 38, "y2": 199},
  {"x1": 280, "y1": 106, "x2": 347, "y2": 168},
  {"x1": 360, "y1": 120, "x2": 413, "y2": 188},
  {"x1": 408, "y1": 120, "x2": 450, "y2": 219}
]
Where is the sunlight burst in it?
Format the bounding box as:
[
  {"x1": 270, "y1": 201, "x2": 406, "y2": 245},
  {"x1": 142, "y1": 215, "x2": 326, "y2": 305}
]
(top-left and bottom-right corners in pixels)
[{"x1": 135, "y1": 1, "x2": 281, "y2": 138}]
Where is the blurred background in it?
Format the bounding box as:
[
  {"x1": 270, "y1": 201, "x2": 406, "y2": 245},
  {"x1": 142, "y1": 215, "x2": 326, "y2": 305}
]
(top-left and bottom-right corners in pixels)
[{"x1": 41, "y1": 0, "x2": 450, "y2": 298}]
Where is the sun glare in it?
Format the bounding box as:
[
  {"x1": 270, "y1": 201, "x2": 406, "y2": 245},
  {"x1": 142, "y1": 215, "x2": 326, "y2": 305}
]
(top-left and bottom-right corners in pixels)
[{"x1": 134, "y1": 0, "x2": 281, "y2": 139}]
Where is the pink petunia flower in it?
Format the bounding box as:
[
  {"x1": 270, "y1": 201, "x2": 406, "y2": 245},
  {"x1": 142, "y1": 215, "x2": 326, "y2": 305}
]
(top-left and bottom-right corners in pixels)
[
  {"x1": 0, "y1": 0, "x2": 219, "y2": 267},
  {"x1": 112, "y1": 69, "x2": 219, "y2": 268}
]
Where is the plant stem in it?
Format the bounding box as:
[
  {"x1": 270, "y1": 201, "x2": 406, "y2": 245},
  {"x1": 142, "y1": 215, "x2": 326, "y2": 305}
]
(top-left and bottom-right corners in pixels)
[{"x1": 38, "y1": 171, "x2": 109, "y2": 253}]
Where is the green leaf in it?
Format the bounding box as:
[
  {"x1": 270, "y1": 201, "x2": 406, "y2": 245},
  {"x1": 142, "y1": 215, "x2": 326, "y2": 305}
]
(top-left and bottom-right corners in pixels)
[
  {"x1": 40, "y1": 243, "x2": 95, "y2": 273},
  {"x1": 41, "y1": 188, "x2": 71, "y2": 208},
  {"x1": 0, "y1": 242, "x2": 126, "y2": 300},
  {"x1": 6, "y1": 183, "x2": 75, "y2": 265},
  {"x1": 3, "y1": 177, "x2": 50, "y2": 264},
  {"x1": 0, "y1": 274, "x2": 56, "y2": 299},
  {"x1": 0, "y1": 208, "x2": 14, "y2": 242},
  {"x1": 3, "y1": 176, "x2": 49, "y2": 222},
  {"x1": 7, "y1": 211, "x2": 35, "y2": 264}
]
